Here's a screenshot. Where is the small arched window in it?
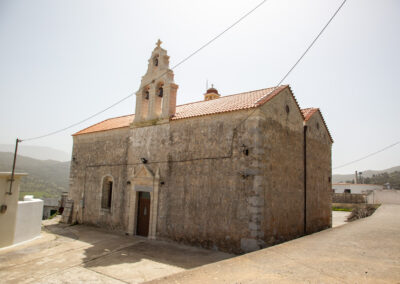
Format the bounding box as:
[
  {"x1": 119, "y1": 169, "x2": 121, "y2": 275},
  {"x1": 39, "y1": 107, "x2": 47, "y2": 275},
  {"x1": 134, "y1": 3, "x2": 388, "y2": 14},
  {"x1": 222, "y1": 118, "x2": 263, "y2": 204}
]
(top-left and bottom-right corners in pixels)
[
  {"x1": 101, "y1": 176, "x2": 113, "y2": 209},
  {"x1": 153, "y1": 55, "x2": 159, "y2": 67},
  {"x1": 158, "y1": 86, "x2": 163, "y2": 97}
]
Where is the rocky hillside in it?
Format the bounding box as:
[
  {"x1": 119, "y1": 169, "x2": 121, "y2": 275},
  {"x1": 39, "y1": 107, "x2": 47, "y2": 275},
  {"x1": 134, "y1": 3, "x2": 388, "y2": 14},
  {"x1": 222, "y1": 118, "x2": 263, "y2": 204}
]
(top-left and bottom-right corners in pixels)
[{"x1": 0, "y1": 152, "x2": 70, "y2": 199}]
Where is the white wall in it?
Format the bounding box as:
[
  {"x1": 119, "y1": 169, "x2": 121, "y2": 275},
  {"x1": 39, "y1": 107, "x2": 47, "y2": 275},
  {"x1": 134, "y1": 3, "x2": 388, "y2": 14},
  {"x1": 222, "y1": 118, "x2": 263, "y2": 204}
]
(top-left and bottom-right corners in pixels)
[
  {"x1": 14, "y1": 196, "x2": 43, "y2": 244},
  {"x1": 367, "y1": 189, "x2": 400, "y2": 205},
  {"x1": 332, "y1": 183, "x2": 383, "y2": 194},
  {"x1": 0, "y1": 172, "x2": 26, "y2": 248}
]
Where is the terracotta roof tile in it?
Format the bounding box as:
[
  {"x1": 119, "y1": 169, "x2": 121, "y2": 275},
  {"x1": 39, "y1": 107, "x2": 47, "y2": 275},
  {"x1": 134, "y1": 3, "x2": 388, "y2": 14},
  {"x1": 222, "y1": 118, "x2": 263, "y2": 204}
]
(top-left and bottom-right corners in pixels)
[
  {"x1": 172, "y1": 85, "x2": 288, "y2": 120},
  {"x1": 301, "y1": 108, "x2": 319, "y2": 121},
  {"x1": 73, "y1": 114, "x2": 134, "y2": 136},
  {"x1": 73, "y1": 85, "x2": 292, "y2": 136},
  {"x1": 301, "y1": 107, "x2": 333, "y2": 143}
]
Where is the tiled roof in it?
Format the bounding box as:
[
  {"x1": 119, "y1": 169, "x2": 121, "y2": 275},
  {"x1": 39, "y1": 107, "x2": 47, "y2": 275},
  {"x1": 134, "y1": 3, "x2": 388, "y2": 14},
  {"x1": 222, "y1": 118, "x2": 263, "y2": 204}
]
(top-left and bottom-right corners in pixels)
[
  {"x1": 172, "y1": 85, "x2": 288, "y2": 120},
  {"x1": 301, "y1": 108, "x2": 319, "y2": 121},
  {"x1": 73, "y1": 114, "x2": 135, "y2": 136},
  {"x1": 73, "y1": 85, "x2": 292, "y2": 136},
  {"x1": 301, "y1": 107, "x2": 333, "y2": 142}
]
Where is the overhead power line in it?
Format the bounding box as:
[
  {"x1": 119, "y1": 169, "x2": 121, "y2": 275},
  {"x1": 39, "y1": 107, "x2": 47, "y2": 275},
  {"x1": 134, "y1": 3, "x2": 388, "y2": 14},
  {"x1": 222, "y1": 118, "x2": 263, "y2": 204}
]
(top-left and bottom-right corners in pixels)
[
  {"x1": 276, "y1": 0, "x2": 347, "y2": 87},
  {"x1": 21, "y1": 0, "x2": 269, "y2": 142},
  {"x1": 236, "y1": 0, "x2": 347, "y2": 129},
  {"x1": 333, "y1": 141, "x2": 400, "y2": 170}
]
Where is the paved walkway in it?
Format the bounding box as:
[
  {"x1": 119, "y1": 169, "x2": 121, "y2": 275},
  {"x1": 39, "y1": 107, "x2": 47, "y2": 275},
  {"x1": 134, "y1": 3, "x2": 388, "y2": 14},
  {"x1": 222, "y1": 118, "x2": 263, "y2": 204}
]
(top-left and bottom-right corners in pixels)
[
  {"x1": 1, "y1": 207, "x2": 398, "y2": 283},
  {"x1": 332, "y1": 210, "x2": 351, "y2": 227},
  {"x1": 148, "y1": 204, "x2": 400, "y2": 283},
  {"x1": 0, "y1": 219, "x2": 232, "y2": 283}
]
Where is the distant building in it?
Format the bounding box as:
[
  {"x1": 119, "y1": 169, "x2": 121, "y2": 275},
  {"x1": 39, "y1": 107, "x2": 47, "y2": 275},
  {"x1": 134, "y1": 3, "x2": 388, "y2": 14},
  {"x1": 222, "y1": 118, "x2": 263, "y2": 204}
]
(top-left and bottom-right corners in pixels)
[
  {"x1": 42, "y1": 192, "x2": 69, "y2": 219},
  {"x1": 42, "y1": 198, "x2": 59, "y2": 219},
  {"x1": 332, "y1": 183, "x2": 383, "y2": 194}
]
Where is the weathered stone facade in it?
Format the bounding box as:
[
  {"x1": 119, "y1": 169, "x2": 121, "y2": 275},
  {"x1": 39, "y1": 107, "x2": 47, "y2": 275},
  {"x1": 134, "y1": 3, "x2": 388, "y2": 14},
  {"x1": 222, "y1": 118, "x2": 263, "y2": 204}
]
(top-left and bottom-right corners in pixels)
[{"x1": 65, "y1": 41, "x2": 333, "y2": 254}]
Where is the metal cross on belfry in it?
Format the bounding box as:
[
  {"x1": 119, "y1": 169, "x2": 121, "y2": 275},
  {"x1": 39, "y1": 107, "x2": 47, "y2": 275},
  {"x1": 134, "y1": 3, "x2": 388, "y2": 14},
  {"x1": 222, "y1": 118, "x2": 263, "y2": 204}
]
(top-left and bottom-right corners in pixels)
[{"x1": 156, "y1": 39, "x2": 162, "y2": 48}]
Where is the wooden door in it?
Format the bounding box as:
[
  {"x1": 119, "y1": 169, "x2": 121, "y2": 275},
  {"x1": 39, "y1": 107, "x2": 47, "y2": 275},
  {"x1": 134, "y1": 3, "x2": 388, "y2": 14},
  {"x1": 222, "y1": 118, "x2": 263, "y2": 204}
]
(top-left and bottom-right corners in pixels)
[{"x1": 137, "y1": 191, "x2": 151, "y2": 237}]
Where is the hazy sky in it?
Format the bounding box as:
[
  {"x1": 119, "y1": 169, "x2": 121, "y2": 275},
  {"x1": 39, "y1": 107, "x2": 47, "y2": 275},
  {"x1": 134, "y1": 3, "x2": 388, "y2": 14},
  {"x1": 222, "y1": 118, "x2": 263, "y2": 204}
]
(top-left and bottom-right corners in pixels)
[{"x1": 0, "y1": 0, "x2": 399, "y2": 174}]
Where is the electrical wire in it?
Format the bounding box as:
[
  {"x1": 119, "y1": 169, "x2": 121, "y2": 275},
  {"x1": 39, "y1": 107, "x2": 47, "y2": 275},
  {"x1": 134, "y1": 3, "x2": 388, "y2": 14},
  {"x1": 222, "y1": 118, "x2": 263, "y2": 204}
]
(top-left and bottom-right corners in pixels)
[
  {"x1": 21, "y1": 0, "x2": 269, "y2": 142},
  {"x1": 235, "y1": 0, "x2": 347, "y2": 129},
  {"x1": 333, "y1": 141, "x2": 400, "y2": 170}
]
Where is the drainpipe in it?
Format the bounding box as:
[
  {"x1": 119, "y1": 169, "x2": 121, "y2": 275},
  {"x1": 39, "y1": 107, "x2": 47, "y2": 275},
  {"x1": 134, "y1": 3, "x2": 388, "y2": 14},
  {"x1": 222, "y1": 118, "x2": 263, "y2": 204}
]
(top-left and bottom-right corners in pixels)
[{"x1": 303, "y1": 126, "x2": 307, "y2": 235}]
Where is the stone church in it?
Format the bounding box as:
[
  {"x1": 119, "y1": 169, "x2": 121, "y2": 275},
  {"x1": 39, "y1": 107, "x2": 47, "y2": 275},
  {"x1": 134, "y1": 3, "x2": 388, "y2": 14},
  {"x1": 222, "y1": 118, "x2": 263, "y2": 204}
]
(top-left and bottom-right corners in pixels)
[{"x1": 63, "y1": 40, "x2": 333, "y2": 253}]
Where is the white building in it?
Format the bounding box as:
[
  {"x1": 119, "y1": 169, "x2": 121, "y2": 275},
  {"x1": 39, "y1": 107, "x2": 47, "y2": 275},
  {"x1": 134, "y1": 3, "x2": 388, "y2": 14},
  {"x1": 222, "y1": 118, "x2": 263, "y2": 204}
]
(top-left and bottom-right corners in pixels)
[
  {"x1": 332, "y1": 183, "x2": 383, "y2": 194},
  {"x1": 0, "y1": 172, "x2": 43, "y2": 248}
]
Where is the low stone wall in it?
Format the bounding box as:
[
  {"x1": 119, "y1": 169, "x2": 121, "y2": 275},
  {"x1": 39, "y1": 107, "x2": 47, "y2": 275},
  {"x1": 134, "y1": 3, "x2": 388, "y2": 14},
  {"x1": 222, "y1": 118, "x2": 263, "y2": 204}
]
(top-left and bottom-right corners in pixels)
[{"x1": 333, "y1": 193, "x2": 366, "y2": 204}]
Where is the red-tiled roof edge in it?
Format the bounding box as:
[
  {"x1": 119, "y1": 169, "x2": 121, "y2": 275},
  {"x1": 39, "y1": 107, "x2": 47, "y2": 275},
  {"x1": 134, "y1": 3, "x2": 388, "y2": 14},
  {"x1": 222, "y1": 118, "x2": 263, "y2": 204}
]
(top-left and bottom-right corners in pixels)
[
  {"x1": 72, "y1": 114, "x2": 134, "y2": 136},
  {"x1": 256, "y1": 85, "x2": 305, "y2": 120},
  {"x1": 302, "y1": 108, "x2": 334, "y2": 143},
  {"x1": 301, "y1": 108, "x2": 319, "y2": 121},
  {"x1": 173, "y1": 85, "x2": 283, "y2": 109},
  {"x1": 287, "y1": 85, "x2": 306, "y2": 120},
  {"x1": 72, "y1": 85, "x2": 307, "y2": 136}
]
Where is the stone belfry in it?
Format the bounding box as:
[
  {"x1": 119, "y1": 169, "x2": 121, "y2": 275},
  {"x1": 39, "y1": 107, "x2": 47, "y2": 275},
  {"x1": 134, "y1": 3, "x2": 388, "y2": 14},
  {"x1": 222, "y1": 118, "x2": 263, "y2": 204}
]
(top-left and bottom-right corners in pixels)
[{"x1": 133, "y1": 40, "x2": 179, "y2": 126}]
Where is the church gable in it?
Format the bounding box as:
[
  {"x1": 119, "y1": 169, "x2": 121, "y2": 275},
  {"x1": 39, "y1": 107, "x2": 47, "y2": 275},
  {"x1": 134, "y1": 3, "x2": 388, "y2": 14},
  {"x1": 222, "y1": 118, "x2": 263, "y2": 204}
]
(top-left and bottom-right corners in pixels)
[
  {"x1": 302, "y1": 108, "x2": 333, "y2": 143},
  {"x1": 258, "y1": 86, "x2": 305, "y2": 130}
]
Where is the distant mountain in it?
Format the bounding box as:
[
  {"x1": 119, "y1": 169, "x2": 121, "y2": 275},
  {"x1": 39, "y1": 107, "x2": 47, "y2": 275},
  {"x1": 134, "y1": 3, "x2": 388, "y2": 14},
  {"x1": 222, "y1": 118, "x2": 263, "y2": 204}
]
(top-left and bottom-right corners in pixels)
[
  {"x1": 0, "y1": 152, "x2": 70, "y2": 199},
  {"x1": 0, "y1": 144, "x2": 70, "y2": 162},
  {"x1": 333, "y1": 165, "x2": 400, "y2": 183}
]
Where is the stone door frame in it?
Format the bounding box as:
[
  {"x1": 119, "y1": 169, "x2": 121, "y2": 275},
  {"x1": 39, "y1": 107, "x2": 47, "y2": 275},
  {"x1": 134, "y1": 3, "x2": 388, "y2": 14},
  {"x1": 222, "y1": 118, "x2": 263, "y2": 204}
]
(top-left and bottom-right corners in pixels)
[{"x1": 127, "y1": 165, "x2": 159, "y2": 239}]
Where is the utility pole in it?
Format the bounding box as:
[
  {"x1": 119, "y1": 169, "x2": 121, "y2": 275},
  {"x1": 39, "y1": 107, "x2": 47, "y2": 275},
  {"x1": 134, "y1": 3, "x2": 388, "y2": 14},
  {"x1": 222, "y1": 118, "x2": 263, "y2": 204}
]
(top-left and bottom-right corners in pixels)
[{"x1": 8, "y1": 138, "x2": 22, "y2": 195}]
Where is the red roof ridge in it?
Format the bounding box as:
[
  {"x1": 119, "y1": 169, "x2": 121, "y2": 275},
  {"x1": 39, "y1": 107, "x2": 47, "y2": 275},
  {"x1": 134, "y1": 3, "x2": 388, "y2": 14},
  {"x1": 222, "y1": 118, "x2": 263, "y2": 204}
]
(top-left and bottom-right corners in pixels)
[
  {"x1": 301, "y1": 107, "x2": 333, "y2": 143},
  {"x1": 73, "y1": 85, "x2": 330, "y2": 137},
  {"x1": 254, "y1": 85, "x2": 289, "y2": 106},
  {"x1": 174, "y1": 85, "x2": 284, "y2": 109},
  {"x1": 301, "y1": 108, "x2": 319, "y2": 121}
]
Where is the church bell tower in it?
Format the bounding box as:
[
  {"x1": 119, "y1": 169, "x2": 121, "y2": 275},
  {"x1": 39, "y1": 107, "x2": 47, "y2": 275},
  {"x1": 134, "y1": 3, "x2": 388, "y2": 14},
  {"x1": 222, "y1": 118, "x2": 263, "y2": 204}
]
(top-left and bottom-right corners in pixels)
[{"x1": 132, "y1": 40, "x2": 179, "y2": 127}]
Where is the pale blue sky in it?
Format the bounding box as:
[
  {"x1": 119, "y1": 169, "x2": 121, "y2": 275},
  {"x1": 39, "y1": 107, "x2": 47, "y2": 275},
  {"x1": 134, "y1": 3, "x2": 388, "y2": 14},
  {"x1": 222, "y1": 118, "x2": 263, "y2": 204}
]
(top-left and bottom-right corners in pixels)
[{"x1": 0, "y1": 0, "x2": 399, "y2": 174}]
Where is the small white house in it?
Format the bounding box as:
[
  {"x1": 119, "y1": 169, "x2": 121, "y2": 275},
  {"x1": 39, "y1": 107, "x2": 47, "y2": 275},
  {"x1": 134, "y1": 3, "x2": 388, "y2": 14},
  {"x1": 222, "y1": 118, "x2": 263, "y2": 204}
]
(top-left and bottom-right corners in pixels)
[
  {"x1": 0, "y1": 172, "x2": 43, "y2": 249},
  {"x1": 332, "y1": 183, "x2": 383, "y2": 194}
]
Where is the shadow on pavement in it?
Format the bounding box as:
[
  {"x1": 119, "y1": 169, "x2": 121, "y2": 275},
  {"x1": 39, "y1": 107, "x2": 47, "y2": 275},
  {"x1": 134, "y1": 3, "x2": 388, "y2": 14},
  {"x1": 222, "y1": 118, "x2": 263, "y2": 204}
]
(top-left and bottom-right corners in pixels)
[{"x1": 43, "y1": 222, "x2": 233, "y2": 271}]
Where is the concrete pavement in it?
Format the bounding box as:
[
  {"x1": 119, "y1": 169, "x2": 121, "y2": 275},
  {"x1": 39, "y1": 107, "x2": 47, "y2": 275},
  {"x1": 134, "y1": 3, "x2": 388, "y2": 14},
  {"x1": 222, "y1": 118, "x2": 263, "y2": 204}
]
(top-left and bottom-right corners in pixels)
[
  {"x1": 0, "y1": 219, "x2": 232, "y2": 283},
  {"x1": 0, "y1": 207, "x2": 398, "y2": 283},
  {"x1": 148, "y1": 204, "x2": 400, "y2": 283}
]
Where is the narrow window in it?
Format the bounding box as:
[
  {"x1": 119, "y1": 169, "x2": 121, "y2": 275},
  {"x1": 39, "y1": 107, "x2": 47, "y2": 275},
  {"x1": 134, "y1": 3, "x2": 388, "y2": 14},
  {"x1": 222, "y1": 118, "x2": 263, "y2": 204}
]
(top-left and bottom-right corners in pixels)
[
  {"x1": 153, "y1": 55, "x2": 159, "y2": 66},
  {"x1": 158, "y1": 86, "x2": 163, "y2": 97},
  {"x1": 102, "y1": 176, "x2": 113, "y2": 209}
]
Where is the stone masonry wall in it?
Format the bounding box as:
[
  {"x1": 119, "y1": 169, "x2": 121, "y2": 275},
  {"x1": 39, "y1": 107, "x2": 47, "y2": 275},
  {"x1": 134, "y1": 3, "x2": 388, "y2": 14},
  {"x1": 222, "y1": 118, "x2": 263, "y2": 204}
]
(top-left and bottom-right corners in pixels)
[
  {"x1": 258, "y1": 89, "x2": 306, "y2": 245},
  {"x1": 305, "y1": 112, "x2": 332, "y2": 233},
  {"x1": 68, "y1": 128, "x2": 130, "y2": 230},
  {"x1": 128, "y1": 110, "x2": 259, "y2": 253}
]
